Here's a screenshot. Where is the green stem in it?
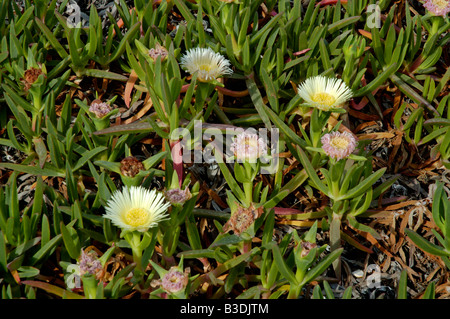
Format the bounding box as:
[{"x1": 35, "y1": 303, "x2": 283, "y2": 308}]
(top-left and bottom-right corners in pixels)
[
  {"x1": 330, "y1": 212, "x2": 342, "y2": 280},
  {"x1": 31, "y1": 113, "x2": 39, "y2": 135},
  {"x1": 430, "y1": 16, "x2": 440, "y2": 36},
  {"x1": 82, "y1": 274, "x2": 99, "y2": 299},
  {"x1": 31, "y1": 94, "x2": 42, "y2": 135},
  {"x1": 126, "y1": 232, "x2": 144, "y2": 272},
  {"x1": 423, "y1": 17, "x2": 442, "y2": 60},
  {"x1": 295, "y1": 268, "x2": 306, "y2": 287},
  {"x1": 243, "y1": 182, "x2": 253, "y2": 206},
  {"x1": 329, "y1": 162, "x2": 340, "y2": 199},
  {"x1": 287, "y1": 283, "x2": 304, "y2": 299}
]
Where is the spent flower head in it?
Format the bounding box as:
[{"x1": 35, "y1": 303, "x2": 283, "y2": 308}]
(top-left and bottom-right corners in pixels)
[
  {"x1": 297, "y1": 76, "x2": 353, "y2": 112},
  {"x1": 180, "y1": 47, "x2": 233, "y2": 82},
  {"x1": 79, "y1": 250, "x2": 103, "y2": 277},
  {"x1": 230, "y1": 131, "x2": 268, "y2": 162},
  {"x1": 165, "y1": 187, "x2": 192, "y2": 205},
  {"x1": 120, "y1": 156, "x2": 145, "y2": 178},
  {"x1": 300, "y1": 241, "x2": 318, "y2": 258},
  {"x1": 161, "y1": 267, "x2": 190, "y2": 294},
  {"x1": 20, "y1": 66, "x2": 45, "y2": 91},
  {"x1": 64, "y1": 249, "x2": 103, "y2": 289},
  {"x1": 151, "y1": 266, "x2": 190, "y2": 294},
  {"x1": 103, "y1": 186, "x2": 170, "y2": 233},
  {"x1": 89, "y1": 99, "x2": 112, "y2": 118},
  {"x1": 222, "y1": 203, "x2": 264, "y2": 236},
  {"x1": 321, "y1": 131, "x2": 357, "y2": 161},
  {"x1": 423, "y1": 0, "x2": 450, "y2": 16},
  {"x1": 148, "y1": 43, "x2": 169, "y2": 62}
]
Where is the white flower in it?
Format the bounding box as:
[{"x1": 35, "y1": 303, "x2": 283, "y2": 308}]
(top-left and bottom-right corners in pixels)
[
  {"x1": 297, "y1": 76, "x2": 353, "y2": 111},
  {"x1": 180, "y1": 47, "x2": 233, "y2": 82},
  {"x1": 230, "y1": 131, "x2": 268, "y2": 162},
  {"x1": 103, "y1": 186, "x2": 170, "y2": 233}
]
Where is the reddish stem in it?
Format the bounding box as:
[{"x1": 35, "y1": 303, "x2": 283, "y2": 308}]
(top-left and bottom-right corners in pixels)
[
  {"x1": 215, "y1": 86, "x2": 249, "y2": 97},
  {"x1": 273, "y1": 207, "x2": 304, "y2": 215},
  {"x1": 293, "y1": 48, "x2": 311, "y2": 56},
  {"x1": 317, "y1": 0, "x2": 348, "y2": 6},
  {"x1": 170, "y1": 140, "x2": 183, "y2": 188},
  {"x1": 409, "y1": 54, "x2": 424, "y2": 74}
]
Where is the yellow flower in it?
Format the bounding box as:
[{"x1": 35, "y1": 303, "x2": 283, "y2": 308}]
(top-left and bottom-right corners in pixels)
[
  {"x1": 103, "y1": 186, "x2": 170, "y2": 233},
  {"x1": 180, "y1": 47, "x2": 233, "y2": 82},
  {"x1": 297, "y1": 76, "x2": 353, "y2": 111}
]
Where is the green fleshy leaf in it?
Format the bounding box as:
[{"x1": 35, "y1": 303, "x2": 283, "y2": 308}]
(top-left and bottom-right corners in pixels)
[{"x1": 404, "y1": 228, "x2": 449, "y2": 257}]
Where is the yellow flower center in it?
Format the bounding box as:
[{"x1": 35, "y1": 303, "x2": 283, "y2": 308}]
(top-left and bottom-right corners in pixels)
[
  {"x1": 125, "y1": 208, "x2": 148, "y2": 227},
  {"x1": 433, "y1": 0, "x2": 448, "y2": 10},
  {"x1": 311, "y1": 92, "x2": 336, "y2": 107},
  {"x1": 197, "y1": 64, "x2": 215, "y2": 82},
  {"x1": 243, "y1": 137, "x2": 258, "y2": 148},
  {"x1": 199, "y1": 64, "x2": 212, "y2": 72},
  {"x1": 330, "y1": 137, "x2": 350, "y2": 150}
]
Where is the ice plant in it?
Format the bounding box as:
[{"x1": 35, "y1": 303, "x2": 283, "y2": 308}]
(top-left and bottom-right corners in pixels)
[
  {"x1": 300, "y1": 241, "x2": 318, "y2": 258},
  {"x1": 120, "y1": 156, "x2": 145, "y2": 178},
  {"x1": 297, "y1": 76, "x2": 353, "y2": 111},
  {"x1": 230, "y1": 131, "x2": 268, "y2": 162},
  {"x1": 103, "y1": 186, "x2": 170, "y2": 273},
  {"x1": 180, "y1": 47, "x2": 233, "y2": 82},
  {"x1": 18, "y1": 64, "x2": 47, "y2": 135},
  {"x1": 148, "y1": 43, "x2": 169, "y2": 62},
  {"x1": 20, "y1": 66, "x2": 45, "y2": 91},
  {"x1": 222, "y1": 203, "x2": 264, "y2": 236},
  {"x1": 229, "y1": 131, "x2": 268, "y2": 206},
  {"x1": 103, "y1": 186, "x2": 170, "y2": 233},
  {"x1": 79, "y1": 250, "x2": 103, "y2": 278},
  {"x1": 321, "y1": 131, "x2": 357, "y2": 161},
  {"x1": 165, "y1": 187, "x2": 192, "y2": 205},
  {"x1": 151, "y1": 266, "x2": 190, "y2": 295},
  {"x1": 423, "y1": 0, "x2": 450, "y2": 16},
  {"x1": 119, "y1": 156, "x2": 147, "y2": 187},
  {"x1": 64, "y1": 250, "x2": 103, "y2": 290},
  {"x1": 150, "y1": 256, "x2": 191, "y2": 299},
  {"x1": 89, "y1": 99, "x2": 112, "y2": 119}
]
